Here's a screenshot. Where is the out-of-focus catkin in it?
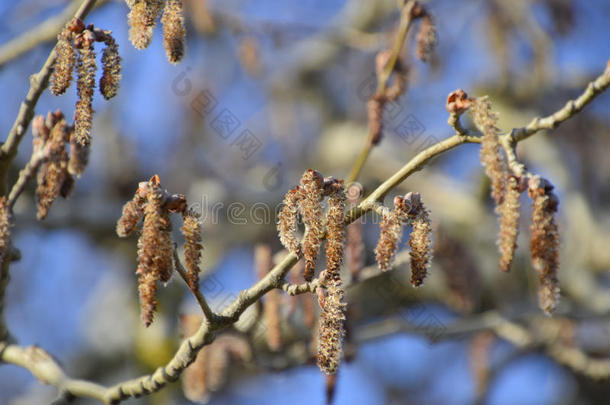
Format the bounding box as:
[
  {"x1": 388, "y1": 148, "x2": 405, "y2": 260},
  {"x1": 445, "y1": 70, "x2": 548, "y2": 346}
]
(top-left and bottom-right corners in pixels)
[
  {"x1": 471, "y1": 97, "x2": 507, "y2": 206},
  {"x1": 74, "y1": 43, "x2": 96, "y2": 146},
  {"x1": 99, "y1": 35, "x2": 121, "y2": 99},
  {"x1": 498, "y1": 176, "x2": 521, "y2": 272},
  {"x1": 51, "y1": 29, "x2": 76, "y2": 95},
  {"x1": 67, "y1": 134, "x2": 90, "y2": 176},
  {"x1": 128, "y1": 0, "x2": 163, "y2": 50},
  {"x1": 415, "y1": 14, "x2": 438, "y2": 62},
  {"x1": 161, "y1": 0, "x2": 186, "y2": 64},
  {"x1": 298, "y1": 169, "x2": 324, "y2": 281},
  {"x1": 255, "y1": 244, "x2": 282, "y2": 351},
  {"x1": 528, "y1": 176, "x2": 560, "y2": 315},
  {"x1": 182, "y1": 210, "x2": 203, "y2": 291},
  {"x1": 277, "y1": 187, "x2": 302, "y2": 257}
]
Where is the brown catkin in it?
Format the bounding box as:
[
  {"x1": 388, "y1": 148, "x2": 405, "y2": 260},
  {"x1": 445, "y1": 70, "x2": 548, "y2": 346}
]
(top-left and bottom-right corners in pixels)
[
  {"x1": 277, "y1": 187, "x2": 302, "y2": 257},
  {"x1": 367, "y1": 95, "x2": 386, "y2": 146},
  {"x1": 416, "y1": 15, "x2": 438, "y2": 62},
  {"x1": 528, "y1": 176, "x2": 560, "y2": 314},
  {"x1": 498, "y1": 176, "x2": 521, "y2": 272},
  {"x1": 74, "y1": 45, "x2": 96, "y2": 146},
  {"x1": 316, "y1": 271, "x2": 346, "y2": 375},
  {"x1": 36, "y1": 119, "x2": 72, "y2": 220},
  {"x1": 116, "y1": 182, "x2": 148, "y2": 237},
  {"x1": 471, "y1": 97, "x2": 507, "y2": 206},
  {"x1": 298, "y1": 170, "x2": 324, "y2": 281},
  {"x1": 67, "y1": 131, "x2": 90, "y2": 176},
  {"x1": 136, "y1": 176, "x2": 173, "y2": 325},
  {"x1": 407, "y1": 197, "x2": 432, "y2": 287},
  {"x1": 161, "y1": 0, "x2": 186, "y2": 64},
  {"x1": 128, "y1": 0, "x2": 164, "y2": 50},
  {"x1": 181, "y1": 210, "x2": 203, "y2": 291},
  {"x1": 374, "y1": 209, "x2": 402, "y2": 271},
  {"x1": 99, "y1": 34, "x2": 121, "y2": 99},
  {"x1": 51, "y1": 29, "x2": 76, "y2": 95},
  {"x1": 325, "y1": 180, "x2": 346, "y2": 274}
]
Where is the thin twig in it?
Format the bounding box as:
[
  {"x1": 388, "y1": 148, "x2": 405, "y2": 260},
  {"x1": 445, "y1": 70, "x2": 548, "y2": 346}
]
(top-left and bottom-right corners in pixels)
[
  {"x1": 6, "y1": 149, "x2": 47, "y2": 211},
  {"x1": 172, "y1": 249, "x2": 217, "y2": 324}
]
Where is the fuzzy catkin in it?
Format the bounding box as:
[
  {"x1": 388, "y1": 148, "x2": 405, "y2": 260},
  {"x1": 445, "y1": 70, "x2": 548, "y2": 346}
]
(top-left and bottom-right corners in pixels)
[
  {"x1": 51, "y1": 29, "x2": 75, "y2": 95},
  {"x1": 498, "y1": 176, "x2": 521, "y2": 272},
  {"x1": 99, "y1": 35, "x2": 121, "y2": 99},
  {"x1": 74, "y1": 46, "x2": 96, "y2": 145},
  {"x1": 325, "y1": 180, "x2": 346, "y2": 274},
  {"x1": 416, "y1": 15, "x2": 438, "y2": 62},
  {"x1": 528, "y1": 176, "x2": 560, "y2": 314},
  {"x1": 374, "y1": 210, "x2": 402, "y2": 271},
  {"x1": 471, "y1": 97, "x2": 507, "y2": 206},
  {"x1": 298, "y1": 170, "x2": 324, "y2": 281},
  {"x1": 128, "y1": 0, "x2": 164, "y2": 50},
  {"x1": 116, "y1": 184, "x2": 147, "y2": 237},
  {"x1": 367, "y1": 95, "x2": 385, "y2": 146},
  {"x1": 67, "y1": 133, "x2": 90, "y2": 176},
  {"x1": 181, "y1": 211, "x2": 203, "y2": 291},
  {"x1": 255, "y1": 244, "x2": 282, "y2": 351},
  {"x1": 316, "y1": 273, "x2": 346, "y2": 375},
  {"x1": 408, "y1": 204, "x2": 432, "y2": 287},
  {"x1": 161, "y1": 0, "x2": 186, "y2": 63},
  {"x1": 136, "y1": 178, "x2": 173, "y2": 326},
  {"x1": 277, "y1": 187, "x2": 302, "y2": 257}
]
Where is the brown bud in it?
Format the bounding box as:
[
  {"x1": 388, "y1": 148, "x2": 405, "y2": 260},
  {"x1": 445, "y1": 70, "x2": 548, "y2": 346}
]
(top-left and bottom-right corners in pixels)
[{"x1": 446, "y1": 89, "x2": 472, "y2": 114}]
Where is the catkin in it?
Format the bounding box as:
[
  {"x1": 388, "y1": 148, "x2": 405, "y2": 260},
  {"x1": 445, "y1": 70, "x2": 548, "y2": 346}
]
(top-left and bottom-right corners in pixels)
[
  {"x1": 408, "y1": 199, "x2": 432, "y2": 287},
  {"x1": 67, "y1": 132, "x2": 90, "y2": 176},
  {"x1": 116, "y1": 182, "x2": 148, "y2": 237},
  {"x1": 374, "y1": 210, "x2": 402, "y2": 271},
  {"x1": 528, "y1": 176, "x2": 560, "y2": 314},
  {"x1": 136, "y1": 176, "x2": 173, "y2": 326},
  {"x1": 325, "y1": 180, "x2": 346, "y2": 274},
  {"x1": 298, "y1": 169, "x2": 324, "y2": 281},
  {"x1": 498, "y1": 176, "x2": 521, "y2": 272},
  {"x1": 316, "y1": 271, "x2": 346, "y2": 375},
  {"x1": 277, "y1": 187, "x2": 302, "y2": 257},
  {"x1": 128, "y1": 0, "x2": 164, "y2": 50},
  {"x1": 74, "y1": 45, "x2": 97, "y2": 146},
  {"x1": 182, "y1": 210, "x2": 203, "y2": 291},
  {"x1": 51, "y1": 29, "x2": 76, "y2": 95},
  {"x1": 416, "y1": 15, "x2": 438, "y2": 62},
  {"x1": 471, "y1": 97, "x2": 507, "y2": 206},
  {"x1": 161, "y1": 0, "x2": 186, "y2": 63},
  {"x1": 99, "y1": 34, "x2": 121, "y2": 99}
]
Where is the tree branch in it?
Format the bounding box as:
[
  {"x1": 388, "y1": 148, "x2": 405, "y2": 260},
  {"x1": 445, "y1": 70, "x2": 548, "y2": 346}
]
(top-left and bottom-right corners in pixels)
[{"x1": 0, "y1": 0, "x2": 99, "y2": 195}]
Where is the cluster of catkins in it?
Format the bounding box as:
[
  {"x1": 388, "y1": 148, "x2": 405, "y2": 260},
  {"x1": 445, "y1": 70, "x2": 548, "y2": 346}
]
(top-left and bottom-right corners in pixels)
[
  {"x1": 374, "y1": 192, "x2": 433, "y2": 286},
  {"x1": 277, "y1": 170, "x2": 347, "y2": 375},
  {"x1": 368, "y1": 2, "x2": 438, "y2": 145},
  {"x1": 469, "y1": 95, "x2": 561, "y2": 314},
  {"x1": 116, "y1": 175, "x2": 203, "y2": 326},
  {"x1": 31, "y1": 110, "x2": 89, "y2": 220},
  {"x1": 50, "y1": 19, "x2": 121, "y2": 146},
  {"x1": 126, "y1": 0, "x2": 186, "y2": 64}
]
